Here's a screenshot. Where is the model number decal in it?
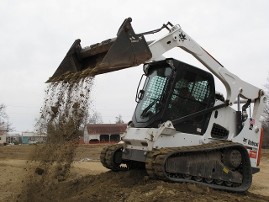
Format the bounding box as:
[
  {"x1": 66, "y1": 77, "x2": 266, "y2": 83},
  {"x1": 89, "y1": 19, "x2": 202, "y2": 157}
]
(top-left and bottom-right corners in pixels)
[
  {"x1": 248, "y1": 140, "x2": 259, "y2": 147},
  {"x1": 243, "y1": 138, "x2": 259, "y2": 147}
]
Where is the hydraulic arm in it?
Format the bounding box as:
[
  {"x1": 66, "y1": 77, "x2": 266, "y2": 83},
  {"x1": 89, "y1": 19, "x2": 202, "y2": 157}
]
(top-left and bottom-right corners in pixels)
[{"x1": 144, "y1": 23, "x2": 265, "y2": 127}]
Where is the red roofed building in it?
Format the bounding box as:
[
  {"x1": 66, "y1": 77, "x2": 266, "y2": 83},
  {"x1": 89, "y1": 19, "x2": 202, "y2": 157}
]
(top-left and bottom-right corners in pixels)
[{"x1": 83, "y1": 124, "x2": 127, "y2": 144}]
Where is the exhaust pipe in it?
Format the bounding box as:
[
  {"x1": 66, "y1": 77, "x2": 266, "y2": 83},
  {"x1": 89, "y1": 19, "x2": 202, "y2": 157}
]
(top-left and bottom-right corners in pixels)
[{"x1": 47, "y1": 18, "x2": 152, "y2": 83}]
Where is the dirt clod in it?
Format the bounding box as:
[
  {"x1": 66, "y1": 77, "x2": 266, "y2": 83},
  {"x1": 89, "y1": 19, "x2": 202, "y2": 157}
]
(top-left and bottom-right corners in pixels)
[{"x1": 35, "y1": 167, "x2": 44, "y2": 175}]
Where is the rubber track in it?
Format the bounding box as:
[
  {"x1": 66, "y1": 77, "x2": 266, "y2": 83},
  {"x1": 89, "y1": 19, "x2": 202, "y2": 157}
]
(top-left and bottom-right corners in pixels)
[
  {"x1": 100, "y1": 145, "x2": 111, "y2": 168},
  {"x1": 145, "y1": 141, "x2": 252, "y2": 192},
  {"x1": 100, "y1": 144, "x2": 126, "y2": 171}
]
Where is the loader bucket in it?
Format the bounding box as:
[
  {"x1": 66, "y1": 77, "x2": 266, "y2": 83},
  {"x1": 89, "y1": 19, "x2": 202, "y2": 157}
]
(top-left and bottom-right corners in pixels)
[{"x1": 47, "y1": 18, "x2": 152, "y2": 83}]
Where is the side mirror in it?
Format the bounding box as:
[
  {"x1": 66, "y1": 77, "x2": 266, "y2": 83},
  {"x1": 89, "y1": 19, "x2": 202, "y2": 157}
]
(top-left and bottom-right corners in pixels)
[{"x1": 135, "y1": 74, "x2": 146, "y2": 102}]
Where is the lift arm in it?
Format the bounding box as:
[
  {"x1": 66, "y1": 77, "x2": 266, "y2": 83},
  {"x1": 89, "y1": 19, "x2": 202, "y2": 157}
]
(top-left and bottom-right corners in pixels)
[
  {"x1": 147, "y1": 24, "x2": 264, "y2": 106},
  {"x1": 146, "y1": 23, "x2": 266, "y2": 123}
]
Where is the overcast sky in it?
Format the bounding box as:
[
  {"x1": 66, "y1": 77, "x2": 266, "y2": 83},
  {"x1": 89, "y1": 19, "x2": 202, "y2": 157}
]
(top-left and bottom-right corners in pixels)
[{"x1": 0, "y1": 0, "x2": 268, "y2": 132}]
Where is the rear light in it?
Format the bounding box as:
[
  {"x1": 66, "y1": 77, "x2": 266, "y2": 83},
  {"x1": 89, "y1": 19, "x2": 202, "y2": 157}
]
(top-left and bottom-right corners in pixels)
[{"x1": 257, "y1": 127, "x2": 264, "y2": 166}]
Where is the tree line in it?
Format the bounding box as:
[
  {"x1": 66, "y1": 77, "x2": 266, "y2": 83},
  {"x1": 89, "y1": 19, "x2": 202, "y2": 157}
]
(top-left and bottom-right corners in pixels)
[{"x1": 0, "y1": 104, "x2": 9, "y2": 134}]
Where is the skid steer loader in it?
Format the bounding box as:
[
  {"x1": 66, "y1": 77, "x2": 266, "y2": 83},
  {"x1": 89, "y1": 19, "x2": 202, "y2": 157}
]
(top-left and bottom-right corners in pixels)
[{"x1": 48, "y1": 18, "x2": 266, "y2": 192}]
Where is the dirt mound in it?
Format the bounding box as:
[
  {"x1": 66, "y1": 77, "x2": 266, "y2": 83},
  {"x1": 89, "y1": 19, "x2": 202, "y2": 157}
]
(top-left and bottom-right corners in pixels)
[
  {"x1": 0, "y1": 145, "x2": 267, "y2": 201},
  {"x1": 17, "y1": 169, "x2": 269, "y2": 202}
]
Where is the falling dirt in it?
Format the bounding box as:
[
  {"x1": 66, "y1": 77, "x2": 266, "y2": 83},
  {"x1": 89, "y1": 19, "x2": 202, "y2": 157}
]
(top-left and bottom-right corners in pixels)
[{"x1": 18, "y1": 77, "x2": 94, "y2": 201}]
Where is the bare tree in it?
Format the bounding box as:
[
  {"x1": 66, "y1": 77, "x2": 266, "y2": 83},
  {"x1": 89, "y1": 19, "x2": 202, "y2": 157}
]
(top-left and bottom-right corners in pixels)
[
  {"x1": 115, "y1": 114, "x2": 124, "y2": 124},
  {"x1": 88, "y1": 111, "x2": 103, "y2": 124},
  {"x1": 262, "y1": 74, "x2": 269, "y2": 127},
  {"x1": 0, "y1": 104, "x2": 13, "y2": 133},
  {"x1": 0, "y1": 104, "x2": 7, "y2": 118},
  {"x1": 261, "y1": 75, "x2": 269, "y2": 148},
  {"x1": 0, "y1": 104, "x2": 8, "y2": 134}
]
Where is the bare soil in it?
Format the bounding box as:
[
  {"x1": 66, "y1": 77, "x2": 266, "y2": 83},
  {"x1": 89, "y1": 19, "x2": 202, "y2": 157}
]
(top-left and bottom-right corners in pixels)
[{"x1": 0, "y1": 144, "x2": 269, "y2": 202}]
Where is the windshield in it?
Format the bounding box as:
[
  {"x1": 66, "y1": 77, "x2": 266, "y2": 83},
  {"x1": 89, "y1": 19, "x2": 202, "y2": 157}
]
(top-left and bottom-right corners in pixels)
[{"x1": 134, "y1": 66, "x2": 172, "y2": 123}]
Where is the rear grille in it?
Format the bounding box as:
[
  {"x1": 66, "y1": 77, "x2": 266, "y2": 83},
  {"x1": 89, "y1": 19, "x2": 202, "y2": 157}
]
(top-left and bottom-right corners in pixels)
[{"x1": 211, "y1": 123, "x2": 229, "y2": 139}]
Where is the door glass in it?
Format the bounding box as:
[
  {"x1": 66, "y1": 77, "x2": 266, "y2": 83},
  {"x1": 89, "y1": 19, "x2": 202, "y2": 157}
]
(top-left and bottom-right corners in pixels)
[
  {"x1": 135, "y1": 67, "x2": 172, "y2": 122},
  {"x1": 167, "y1": 71, "x2": 213, "y2": 134},
  {"x1": 169, "y1": 72, "x2": 210, "y2": 119}
]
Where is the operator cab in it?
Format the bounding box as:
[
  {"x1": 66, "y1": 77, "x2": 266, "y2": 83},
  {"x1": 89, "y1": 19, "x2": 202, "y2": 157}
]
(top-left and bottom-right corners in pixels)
[{"x1": 132, "y1": 58, "x2": 215, "y2": 135}]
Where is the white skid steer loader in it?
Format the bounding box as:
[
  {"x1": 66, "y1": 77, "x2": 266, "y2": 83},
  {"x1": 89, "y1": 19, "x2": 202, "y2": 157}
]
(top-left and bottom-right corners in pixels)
[{"x1": 48, "y1": 18, "x2": 266, "y2": 192}]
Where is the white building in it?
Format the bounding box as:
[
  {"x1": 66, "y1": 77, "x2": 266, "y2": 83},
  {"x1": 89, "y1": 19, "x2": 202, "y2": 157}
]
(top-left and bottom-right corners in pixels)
[
  {"x1": 0, "y1": 129, "x2": 7, "y2": 144},
  {"x1": 6, "y1": 132, "x2": 21, "y2": 144},
  {"x1": 21, "y1": 132, "x2": 47, "y2": 144},
  {"x1": 84, "y1": 124, "x2": 127, "y2": 144}
]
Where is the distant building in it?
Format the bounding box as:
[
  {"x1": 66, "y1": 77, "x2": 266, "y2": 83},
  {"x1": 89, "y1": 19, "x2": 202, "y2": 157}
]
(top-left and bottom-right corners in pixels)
[
  {"x1": 21, "y1": 132, "x2": 47, "y2": 144},
  {"x1": 0, "y1": 133, "x2": 6, "y2": 144},
  {"x1": 6, "y1": 132, "x2": 21, "y2": 144},
  {"x1": 84, "y1": 124, "x2": 127, "y2": 144},
  {"x1": 0, "y1": 127, "x2": 7, "y2": 144}
]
